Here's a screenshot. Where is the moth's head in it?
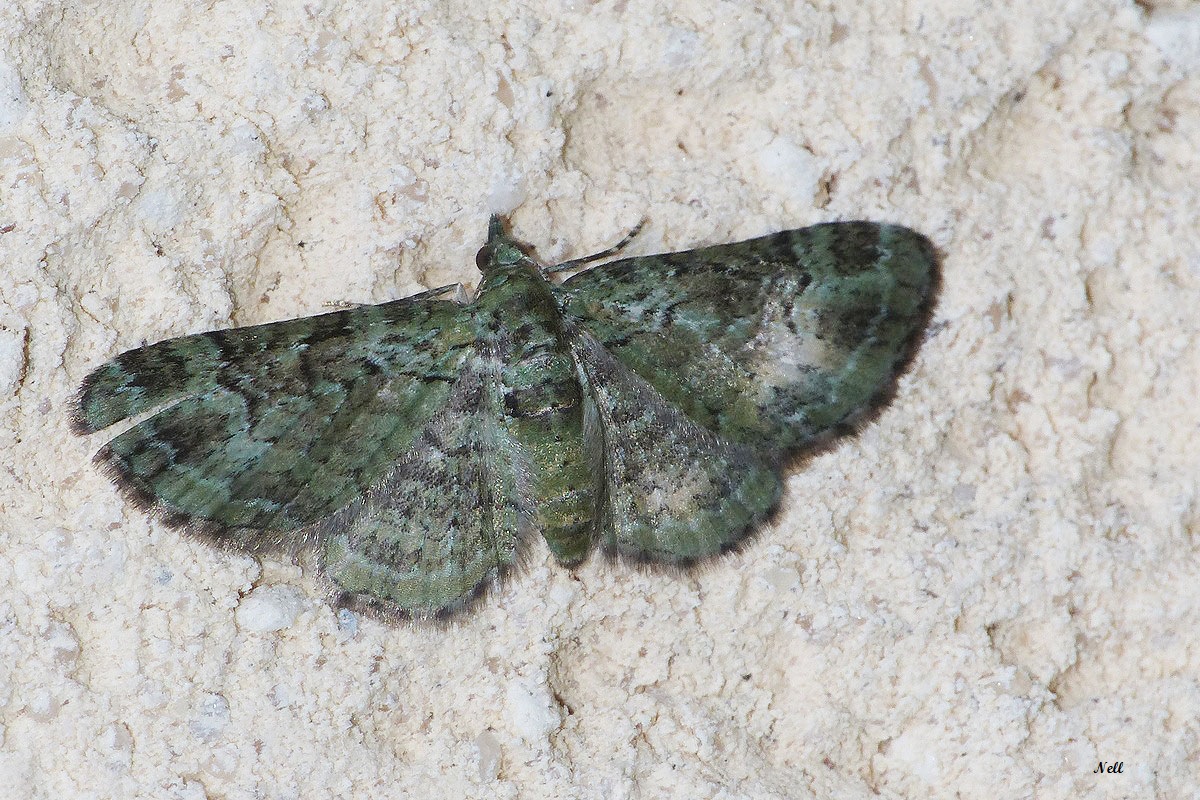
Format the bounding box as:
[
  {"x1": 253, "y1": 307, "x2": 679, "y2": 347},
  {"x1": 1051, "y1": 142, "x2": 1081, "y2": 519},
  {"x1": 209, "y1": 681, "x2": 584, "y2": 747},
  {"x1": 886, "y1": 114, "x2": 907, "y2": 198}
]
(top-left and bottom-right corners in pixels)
[{"x1": 476, "y1": 214, "x2": 537, "y2": 274}]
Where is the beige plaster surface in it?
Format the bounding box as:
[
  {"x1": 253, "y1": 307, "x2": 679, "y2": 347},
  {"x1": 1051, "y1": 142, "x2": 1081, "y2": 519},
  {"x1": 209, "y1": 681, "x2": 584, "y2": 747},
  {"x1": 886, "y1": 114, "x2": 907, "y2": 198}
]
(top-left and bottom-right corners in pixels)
[{"x1": 1, "y1": 1, "x2": 1198, "y2": 798}]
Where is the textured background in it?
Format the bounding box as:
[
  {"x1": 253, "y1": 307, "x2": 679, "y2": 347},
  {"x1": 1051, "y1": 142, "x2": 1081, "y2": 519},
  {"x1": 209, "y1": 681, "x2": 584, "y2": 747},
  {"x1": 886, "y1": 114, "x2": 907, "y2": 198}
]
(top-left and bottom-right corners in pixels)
[{"x1": 2, "y1": 1, "x2": 1198, "y2": 798}]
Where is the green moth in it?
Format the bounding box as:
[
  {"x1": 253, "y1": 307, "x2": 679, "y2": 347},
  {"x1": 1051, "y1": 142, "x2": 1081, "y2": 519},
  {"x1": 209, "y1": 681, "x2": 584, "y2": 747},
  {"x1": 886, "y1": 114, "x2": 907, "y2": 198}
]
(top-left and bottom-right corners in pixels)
[{"x1": 74, "y1": 216, "x2": 938, "y2": 619}]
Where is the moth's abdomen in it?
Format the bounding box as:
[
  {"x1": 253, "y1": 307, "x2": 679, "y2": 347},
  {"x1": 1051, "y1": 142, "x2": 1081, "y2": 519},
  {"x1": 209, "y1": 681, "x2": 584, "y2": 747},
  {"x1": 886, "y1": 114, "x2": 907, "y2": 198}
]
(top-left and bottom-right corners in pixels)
[{"x1": 477, "y1": 269, "x2": 599, "y2": 565}]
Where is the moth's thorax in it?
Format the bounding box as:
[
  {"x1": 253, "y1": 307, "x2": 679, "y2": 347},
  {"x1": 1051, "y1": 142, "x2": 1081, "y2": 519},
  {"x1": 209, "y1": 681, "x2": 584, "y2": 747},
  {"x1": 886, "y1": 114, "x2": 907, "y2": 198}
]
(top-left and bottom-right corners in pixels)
[
  {"x1": 474, "y1": 259, "x2": 559, "y2": 317},
  {"x1": 475, "y1": 258, "x2": 547, "y2": 292}
]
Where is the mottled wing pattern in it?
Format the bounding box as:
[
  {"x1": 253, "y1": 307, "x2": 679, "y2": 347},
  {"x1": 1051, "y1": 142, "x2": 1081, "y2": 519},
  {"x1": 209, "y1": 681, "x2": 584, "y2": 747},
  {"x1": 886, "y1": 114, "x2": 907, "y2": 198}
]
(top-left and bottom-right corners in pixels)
[
  {"x1": 320, "y1": 347, "x2": 531, "y2": 617},
  {"x1": 571, "y1": 332, "x2": 782, "y2": 563},
  {"x1": 559, "y1": 222, "x2": 937, "y2": 561},
  {"x1": 560, "y1": 222, "x2": 937, "y2": 454},
  {"x1": 73, "y1": 298, "x2": 476, "y2": 544}
]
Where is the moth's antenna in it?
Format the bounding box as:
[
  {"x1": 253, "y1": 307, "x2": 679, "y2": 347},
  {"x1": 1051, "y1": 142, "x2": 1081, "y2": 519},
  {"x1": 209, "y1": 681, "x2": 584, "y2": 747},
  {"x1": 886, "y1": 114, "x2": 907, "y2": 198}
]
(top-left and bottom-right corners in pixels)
[{"x1": 548, "y1": 219, "x2": 647, "y2": 275}]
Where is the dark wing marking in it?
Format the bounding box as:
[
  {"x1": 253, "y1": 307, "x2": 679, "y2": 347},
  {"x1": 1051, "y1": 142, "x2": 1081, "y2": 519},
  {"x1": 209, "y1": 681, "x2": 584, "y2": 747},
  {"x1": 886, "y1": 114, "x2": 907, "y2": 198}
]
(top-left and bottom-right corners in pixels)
[
  {"x1": 559, "y1": 221, "x2": 938, "y2": 458},
  {"x1": 74, "y1": 298, "x2": 476, "y2": 541},
  {"x1": 320, "y1": 348, "x2": 533, "y2": 618}
]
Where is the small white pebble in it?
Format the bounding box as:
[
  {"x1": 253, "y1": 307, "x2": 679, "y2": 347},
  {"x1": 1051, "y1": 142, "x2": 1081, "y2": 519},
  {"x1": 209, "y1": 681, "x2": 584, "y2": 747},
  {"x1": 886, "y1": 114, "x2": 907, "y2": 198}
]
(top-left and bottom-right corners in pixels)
[
  {"x1": 235, "y1": 585, "x2": 306, "y2": 632},
  {"x1": 475, "y1": 729, "x2": 502, "y2": 781},
  {"x1": 189, "y1": 693, "x2": 230, "y2": 741},
  {"x1": 506, "y1": 679, "x2": 562, "y2": 743}
]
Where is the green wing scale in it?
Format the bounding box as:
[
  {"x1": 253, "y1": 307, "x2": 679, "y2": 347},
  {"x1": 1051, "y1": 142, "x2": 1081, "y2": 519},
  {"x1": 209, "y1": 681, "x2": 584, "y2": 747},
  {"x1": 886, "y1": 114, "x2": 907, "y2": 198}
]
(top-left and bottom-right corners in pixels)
[
  {"x1": 74, "y1": 299, "x2": 476, "y2": 541},
  {"x1": 320, "y1": 350, "x2": 530, "y2": 618},
  {"x1": 74, "y1": 216, "x2": 937, "y2": 618},
  {"x1": 558, "y1": 222, "x2": 937, "y2": 455}
]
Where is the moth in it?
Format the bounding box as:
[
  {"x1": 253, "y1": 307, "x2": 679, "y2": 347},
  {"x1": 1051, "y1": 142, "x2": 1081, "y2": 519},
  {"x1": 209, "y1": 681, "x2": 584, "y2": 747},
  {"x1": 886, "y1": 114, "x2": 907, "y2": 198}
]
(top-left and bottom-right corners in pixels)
[{"x1": 74, "y1": 216, "x2": 938, "y2": 619}]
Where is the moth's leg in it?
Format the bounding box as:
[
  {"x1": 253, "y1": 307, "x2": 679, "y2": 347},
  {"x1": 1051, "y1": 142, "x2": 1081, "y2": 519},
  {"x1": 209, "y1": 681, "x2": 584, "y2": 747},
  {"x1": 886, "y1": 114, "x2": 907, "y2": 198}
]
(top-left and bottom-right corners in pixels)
[
  {"x1": 321, "y1": 283, "x2": 468, "y2": 311},
  {"x1": 403, "y1": 283, "x2": 470, "y2": 303},
  {"x1": 546, "y1": 220, "x2": 647, "y2": 275}
]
